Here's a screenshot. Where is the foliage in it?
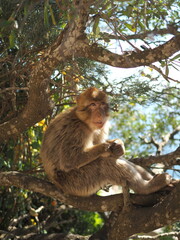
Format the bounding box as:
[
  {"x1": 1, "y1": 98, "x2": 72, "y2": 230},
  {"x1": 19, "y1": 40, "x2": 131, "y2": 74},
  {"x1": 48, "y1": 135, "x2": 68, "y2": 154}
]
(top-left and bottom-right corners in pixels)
[
  {"x1": 0, "y1": 0, "x2": 180, "y2": 239},
  {"x1": 111, "y1": 99, "x2": 180, "y2": 157},
  {"x1": 58, "y1": 210, "x2": 104, "y2": 235}
]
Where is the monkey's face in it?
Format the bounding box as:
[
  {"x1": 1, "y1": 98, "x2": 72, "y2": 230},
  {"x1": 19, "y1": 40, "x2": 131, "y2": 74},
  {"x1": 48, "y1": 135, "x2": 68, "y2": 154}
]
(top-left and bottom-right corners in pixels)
[
  {"x1": 87, "y1": 101, "x2": 109, "y2": 130},
  {"x1": 76, "y1": 88, "x2": 109, "y2": 130},
  {"x1": 76, "y1": 100, "x2": 109, "y2": 130}
]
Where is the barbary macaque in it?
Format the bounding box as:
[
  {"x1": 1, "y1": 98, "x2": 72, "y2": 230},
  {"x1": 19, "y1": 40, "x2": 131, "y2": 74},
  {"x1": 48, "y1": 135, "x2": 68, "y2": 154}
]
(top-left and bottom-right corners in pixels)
[{"x1": 40, "y1": 87, "x2": 172, "y2": 196}]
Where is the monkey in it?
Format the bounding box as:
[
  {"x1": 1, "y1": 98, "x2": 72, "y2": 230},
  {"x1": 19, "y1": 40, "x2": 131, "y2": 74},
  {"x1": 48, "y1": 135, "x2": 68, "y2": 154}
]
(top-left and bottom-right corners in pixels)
[{"x1": 40, "y1": 87, "x2": 172, "y2": 197}]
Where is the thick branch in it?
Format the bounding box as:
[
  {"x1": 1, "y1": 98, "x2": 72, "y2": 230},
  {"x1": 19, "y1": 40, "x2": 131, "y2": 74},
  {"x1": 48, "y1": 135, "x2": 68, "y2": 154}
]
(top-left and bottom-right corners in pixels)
[
  {"x1": 0, "y1": 1, "x2": 91, "y2": 143},
  {"x1": 0, "y1": 26, "x2": 74, "y2": 143},
  {"x1": 1, "y1": 167, "x2": 179, "y2": 240},
  {"x1": 0, "y1": 61, "x2": 55, "y2": 142},
  {"x1": 83, "y1": 35, "x2": 180, "y2": 68},
  {"x1": 0, "y1": 171, "x2": 176, "y2": 213},
  {"x1": 107, "y1": 182, "x2": 180, "y2": 240}
]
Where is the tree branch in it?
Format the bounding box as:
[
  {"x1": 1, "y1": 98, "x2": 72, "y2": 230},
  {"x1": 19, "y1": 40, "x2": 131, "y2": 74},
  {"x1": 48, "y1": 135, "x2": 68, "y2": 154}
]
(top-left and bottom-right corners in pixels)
[
  {"x1": 83, "y1": 35, "x2": 180, "y2": 68},
  {"x1": 131, "y1": 232, "x2": 180, "y2": 240},
  {"x1": 0, "y1": 171, "x2": 177, "y2": 213},
  {"x1": 0, "y1": 232, "x2": 88, "y2": 240},
  {"x1": 150, "y1": 64, "x2": 180, "y2": 83},
  {"x1": 100, "y1": 26, "x2": 179, "y2": 41},
  {"x1": 0, "y1": 25, "x2": 71, "y2": 142},
  {"x1": 0, "y1": 1, "x2": 92, "y2": 143},
  {"x1": 131, "y1": 146, "x2": 180, "y2": 167},
  {"x1": 107, "y1": 182, "x2": 180, "y2": 240},
  {"x1": 146, "y1": 126, "x2": 180, "y2": 155}
]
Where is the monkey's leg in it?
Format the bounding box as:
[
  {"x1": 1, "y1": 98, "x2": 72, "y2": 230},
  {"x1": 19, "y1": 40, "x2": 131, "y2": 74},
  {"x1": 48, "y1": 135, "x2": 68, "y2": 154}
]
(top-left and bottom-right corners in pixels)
[
  {"x1": 102, "y1": 158, "x2": 172, "y2": 195},
  {"x1": 55, "y1": 161, "x2": 111, "y2": 197},
  {"x1": 129, "y1": 162, "x2": 153, "y2": 180},
  {"x1": 143, "y1": 173, "x2": 172, "y2": 193}
]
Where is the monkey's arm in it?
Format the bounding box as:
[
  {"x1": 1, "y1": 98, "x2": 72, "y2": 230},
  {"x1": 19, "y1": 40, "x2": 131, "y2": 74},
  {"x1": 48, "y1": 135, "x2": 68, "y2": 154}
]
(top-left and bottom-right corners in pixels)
[{"x1": 60, "y1": 142, "x2": 112, "y2": 172}]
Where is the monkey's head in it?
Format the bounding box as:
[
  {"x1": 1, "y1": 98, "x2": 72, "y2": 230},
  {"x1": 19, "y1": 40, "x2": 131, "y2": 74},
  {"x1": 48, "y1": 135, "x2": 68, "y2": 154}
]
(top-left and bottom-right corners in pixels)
[{"x1": 76, "y1": 87, "x2": 109, "y2": 130}]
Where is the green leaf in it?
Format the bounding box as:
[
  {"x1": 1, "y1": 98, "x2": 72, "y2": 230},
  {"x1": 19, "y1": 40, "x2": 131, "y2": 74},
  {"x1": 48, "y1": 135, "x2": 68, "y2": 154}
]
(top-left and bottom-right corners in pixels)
[
  {"x1": 44, "y1": 2, "x2": 49, "y2": 27},
  {"x1": 9, "y1": 31, "x2": 15, "y2": 48},
  {"x1": 165, "y1": 64, "x2": 169, "y2": 76},
  {"x1": 93, "y1": 16, "x2": 100, "y2": 36},
  {"x1": 125, "y1": 23, "x2": 136, "y2": 32},
  {"x1": 49, "y1": 4, "x2": 56, "y2": 25},
  {"x1": 138, "y1": 20, "x2": 146, "y2": 30},
  {"x1": 24, "y1": 3, "x2": 28, "y2": 16},
  {"x1": 170, "y1": 53, "x2": 180, "y2": 61},
  {"x1": 60, "y1": 22, "x2": 67, "y2": 29},
  {"x1": 31, "y1": 142, "x2": 40, "y2": 149}
]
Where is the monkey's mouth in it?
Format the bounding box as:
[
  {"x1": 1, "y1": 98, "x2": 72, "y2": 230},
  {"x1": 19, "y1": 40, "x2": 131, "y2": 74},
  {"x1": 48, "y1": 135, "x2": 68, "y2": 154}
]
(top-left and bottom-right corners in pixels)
[{"x1": 93, "y1": 121, "x2": 104, "y2": 128}]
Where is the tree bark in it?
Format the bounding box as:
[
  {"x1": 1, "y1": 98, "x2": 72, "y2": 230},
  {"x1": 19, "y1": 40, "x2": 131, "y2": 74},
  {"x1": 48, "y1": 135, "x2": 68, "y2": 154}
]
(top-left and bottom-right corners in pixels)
[{"x1": 0, "y1": 171, "x2": 179, "y2": 240}]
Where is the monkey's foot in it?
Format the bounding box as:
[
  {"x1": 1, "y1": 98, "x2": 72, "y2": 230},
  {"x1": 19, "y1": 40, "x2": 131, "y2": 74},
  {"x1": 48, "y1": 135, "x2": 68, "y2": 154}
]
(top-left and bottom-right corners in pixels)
[
  {"x1": 160, "y1": 178, "x2": 179, "y2": 191},
  {"x1": 153, "y1": 173, "x2": 172, "y2": 186}
]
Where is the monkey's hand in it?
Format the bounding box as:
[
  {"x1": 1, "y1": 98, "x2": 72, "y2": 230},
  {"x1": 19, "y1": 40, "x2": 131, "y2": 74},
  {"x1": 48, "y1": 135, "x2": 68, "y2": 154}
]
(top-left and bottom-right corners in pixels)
[
  {"x1": 100, "y1": 142, "x2": 113, "y2": 157},
  {"x1": 107, "y1": 139, "x2": 125, "y2": 158}
]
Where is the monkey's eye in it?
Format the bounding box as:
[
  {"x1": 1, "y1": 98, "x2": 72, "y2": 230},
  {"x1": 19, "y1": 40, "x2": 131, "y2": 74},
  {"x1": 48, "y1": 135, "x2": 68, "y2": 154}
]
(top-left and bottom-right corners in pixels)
[
  {"x1": 101, "y1": 102, "x2": 106, "y2": 106},
  {"x1": 90, "y1": 103, "x2": 96, "y2": 107},
  {"x1": 101, "y1": 102, "x2": 108, "y2": 108},
  {"x1": 89, "y1": 102, "x2": 97, "y2": 109}
]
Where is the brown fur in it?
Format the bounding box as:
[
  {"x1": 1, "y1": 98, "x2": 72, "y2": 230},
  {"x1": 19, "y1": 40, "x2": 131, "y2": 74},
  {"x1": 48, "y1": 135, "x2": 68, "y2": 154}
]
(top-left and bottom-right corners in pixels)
[{"x1": 40, "y1": 88, "x2": 171, "y2": 196}]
